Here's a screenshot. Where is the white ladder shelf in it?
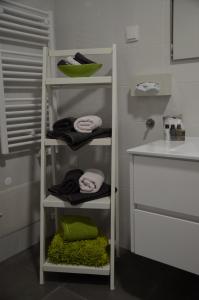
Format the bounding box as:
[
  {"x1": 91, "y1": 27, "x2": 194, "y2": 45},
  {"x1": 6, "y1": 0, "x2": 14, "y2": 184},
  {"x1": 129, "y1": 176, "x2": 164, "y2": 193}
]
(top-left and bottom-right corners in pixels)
[{"x1": 40, "y1": 45, "x2": 119, "y2": 290}]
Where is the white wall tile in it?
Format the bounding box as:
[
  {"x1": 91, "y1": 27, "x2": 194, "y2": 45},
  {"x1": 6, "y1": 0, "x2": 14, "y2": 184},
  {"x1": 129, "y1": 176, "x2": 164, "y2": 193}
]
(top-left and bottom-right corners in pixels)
[
  {"x1": 133, "y1": 0, "x2": 165, "y2": 44},
  {"x1": 176, "y1": 82, "x2": 199, "y2": 126},
  {"x1": 54, "y1": 0, "x2": 199, "y2": 250}
]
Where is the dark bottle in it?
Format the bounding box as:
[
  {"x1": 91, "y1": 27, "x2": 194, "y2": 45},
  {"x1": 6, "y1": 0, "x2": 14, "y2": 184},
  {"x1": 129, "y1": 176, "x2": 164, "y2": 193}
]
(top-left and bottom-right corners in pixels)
[
  {"x1": 164, "y1": 124, "x2": 170, "y2": 141},
  {"x1": 170, "y1": 124, "x2": 176, "y2": 141}
]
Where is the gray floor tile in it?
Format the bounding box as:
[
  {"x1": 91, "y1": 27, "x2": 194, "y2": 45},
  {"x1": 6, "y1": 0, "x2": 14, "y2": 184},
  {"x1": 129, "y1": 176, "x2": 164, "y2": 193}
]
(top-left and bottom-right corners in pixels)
[
  {"x1": 65, "y1": 281, "x2": 138, "y2": 300},
  {"x1": 116, "y1": 250, "x2": 199, "y2": 300},
  {"x1": 1, "y1": 246, "x2": 199, "y2": 300},
  {"x1": 0, "y1": 247, "x2": 59, "y2": 300},
  {"x1": 42, "y1": 286, "x2": 86, "y2": 300}
]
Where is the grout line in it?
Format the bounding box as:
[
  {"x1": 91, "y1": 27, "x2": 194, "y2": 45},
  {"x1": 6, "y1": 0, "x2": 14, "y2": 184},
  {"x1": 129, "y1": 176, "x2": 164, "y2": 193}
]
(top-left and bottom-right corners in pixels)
[
  {"x1": 63, "y1": 287, "x2": 88, "y2": 300},
  {"x1": 41, "y1": 284, "x2": 88, "y2": 300},
  {"x1": 41, "y1": 285, "x2": 65, "y2": 300},
  {"x1": 119, "y1": 84, "x2": 129, "y2": 88}
]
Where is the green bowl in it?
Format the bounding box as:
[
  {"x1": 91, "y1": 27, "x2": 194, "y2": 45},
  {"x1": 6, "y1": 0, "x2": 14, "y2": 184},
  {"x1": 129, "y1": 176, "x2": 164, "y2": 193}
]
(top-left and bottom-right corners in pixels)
[{"x1": 58, "y1": 63, "x2": 102, "y2": 77}]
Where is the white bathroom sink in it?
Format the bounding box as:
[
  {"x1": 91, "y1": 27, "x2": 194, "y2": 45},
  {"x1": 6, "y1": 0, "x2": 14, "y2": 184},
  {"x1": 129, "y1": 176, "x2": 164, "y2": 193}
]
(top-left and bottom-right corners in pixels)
[
  {"x1": 127, "y1": 137, "x2": 199, "y2": 161},
  {"x1": 170, "y1": 138, "x2": 199, "y2": 154}
]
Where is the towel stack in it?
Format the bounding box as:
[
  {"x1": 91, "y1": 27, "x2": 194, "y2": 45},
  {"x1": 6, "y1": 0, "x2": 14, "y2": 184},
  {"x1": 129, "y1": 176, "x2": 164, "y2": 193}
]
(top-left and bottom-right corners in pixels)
[
  {"x1": 57, "y1": 52, "x2": 96, "y2": 67},
  {"x1": 47, "y1": 116, "x2": 111, "y2": 150},
  {"x1": 48, "y1": 215, "x2": 109, "y2": 267},
  {"x1": 48, "y1": 168, "x2": 111, "y2": 205}
]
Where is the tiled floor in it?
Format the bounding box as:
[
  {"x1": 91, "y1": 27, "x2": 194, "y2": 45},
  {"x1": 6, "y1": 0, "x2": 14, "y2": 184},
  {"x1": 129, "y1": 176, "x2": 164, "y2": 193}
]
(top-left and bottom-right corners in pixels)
[{"x1": 0, "y1": 245, "x2": 199, "y2": 300}]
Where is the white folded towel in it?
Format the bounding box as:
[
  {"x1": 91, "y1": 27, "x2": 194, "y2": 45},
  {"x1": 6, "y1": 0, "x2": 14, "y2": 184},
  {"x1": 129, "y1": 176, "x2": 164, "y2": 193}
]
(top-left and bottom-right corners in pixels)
[
  {"x1": 66, "y1": 56, "x2": 80, "y2": 65},
  {"x1": 74, "y1": 115, "x2": 102, "y2": 133},
  {"x1": 79, "y1": 169, "x2": 105, "y2": 193}
]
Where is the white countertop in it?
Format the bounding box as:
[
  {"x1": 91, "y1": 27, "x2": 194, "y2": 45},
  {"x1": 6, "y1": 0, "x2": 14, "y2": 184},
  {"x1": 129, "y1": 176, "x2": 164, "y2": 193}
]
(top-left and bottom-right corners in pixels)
[{"x1": 127, "y1": 137, "x2": 199, "y2": 161}]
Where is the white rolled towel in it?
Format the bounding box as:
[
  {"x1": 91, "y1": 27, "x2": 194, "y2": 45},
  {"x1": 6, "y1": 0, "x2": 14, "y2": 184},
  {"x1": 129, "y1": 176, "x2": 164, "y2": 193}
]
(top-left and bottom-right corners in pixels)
[
  {"x1": 79, "y1": 169, "x2": 105, "y2": 193},
  {"x1": 66, "y1": 56, "x2": 80, "y2": 65},
  {"x1": 74, "y1": 115, "x2": 102, "y2": 133}
]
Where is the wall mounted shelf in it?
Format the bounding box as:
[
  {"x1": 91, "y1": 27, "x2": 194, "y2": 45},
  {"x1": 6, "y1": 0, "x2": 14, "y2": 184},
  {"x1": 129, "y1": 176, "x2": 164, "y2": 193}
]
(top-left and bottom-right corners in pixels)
[{"x1": 131, "y1": 73, "x2": 172, "y2": 97}]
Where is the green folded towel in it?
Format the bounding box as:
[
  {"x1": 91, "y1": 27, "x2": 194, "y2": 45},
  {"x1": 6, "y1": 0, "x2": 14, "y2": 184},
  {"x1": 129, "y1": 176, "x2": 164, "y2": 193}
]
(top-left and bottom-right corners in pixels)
[
  {"x1": 58, "y1": 215, "x2": 98, "y2": 241},
  {"x1": 48, "y1": 233, "x2": 109, "y2": 267}
]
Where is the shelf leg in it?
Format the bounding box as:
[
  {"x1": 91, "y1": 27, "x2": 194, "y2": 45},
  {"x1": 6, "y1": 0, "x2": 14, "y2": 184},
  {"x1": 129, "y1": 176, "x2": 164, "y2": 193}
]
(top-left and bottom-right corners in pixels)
[
  {"x1": 40, "y1": 47, "x2": 48, "y2": 285},
  {"x1": 50, "y1": 146, "x2": 59, "y2": 230},
  {"x1": 110, "y1": 276, "x2": 115, "y2": 290},
  {"x1": 110, "y1": 43, "x2": 117, "y2": 290},
  {"x1": 110, "y1": 258, "x2": 115, "y2": 290},
  {"x1": 116, "y1": 192, "x2": 120, "y2": 257},
  {"x1": 39, "y1": 206, "x2": 45, "y2": 285}
]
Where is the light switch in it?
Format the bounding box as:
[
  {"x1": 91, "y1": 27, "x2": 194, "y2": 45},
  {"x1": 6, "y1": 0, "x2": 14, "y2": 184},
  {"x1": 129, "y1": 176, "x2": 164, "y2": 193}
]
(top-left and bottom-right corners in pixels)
[{"x1": 125, "y1": 25, "x2": 139, "y2": 43}]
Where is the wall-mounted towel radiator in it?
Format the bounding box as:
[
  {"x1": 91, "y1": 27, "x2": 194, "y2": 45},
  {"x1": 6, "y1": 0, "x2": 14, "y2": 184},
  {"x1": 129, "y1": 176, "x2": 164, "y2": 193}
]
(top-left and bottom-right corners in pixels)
[{"x1": 0, "y1": 0, "x2": 55, "y2": 154}]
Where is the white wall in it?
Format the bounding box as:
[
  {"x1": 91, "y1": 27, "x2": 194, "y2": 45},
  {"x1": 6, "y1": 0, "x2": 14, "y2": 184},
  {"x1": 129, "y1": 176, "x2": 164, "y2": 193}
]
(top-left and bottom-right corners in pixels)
[
  {"x1": 1, "y1": 0, "x2": 198, "y2": 258},
  {"x1": 54, "y1": 0, "x2": 199, "y2": 249},
  {"x1": 0, "y1": 0, "x2": 55, "y2": 262}
]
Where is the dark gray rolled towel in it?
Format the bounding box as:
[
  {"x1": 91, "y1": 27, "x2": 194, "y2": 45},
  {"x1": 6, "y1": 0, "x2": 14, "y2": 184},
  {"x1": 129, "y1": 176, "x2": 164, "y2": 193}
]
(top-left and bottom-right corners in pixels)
[
  {"x1": 57, "y1": 59, "x2": 68, "y2": 66},
  {"x1": 48, "y1": 169, "x2": 83, "y2": 196},
  {"x1": 61, "y1": 183, "x2": 111, "y2": 205},
  {"x1": 53, "y1": 117, "x2": 76, "y2": 131},
  {"x1": 74, "y1": 52, "x2": 96, "y2": 64},
  {"x1": 47, "y1": 117, "x2": 76, "y2": 140}
]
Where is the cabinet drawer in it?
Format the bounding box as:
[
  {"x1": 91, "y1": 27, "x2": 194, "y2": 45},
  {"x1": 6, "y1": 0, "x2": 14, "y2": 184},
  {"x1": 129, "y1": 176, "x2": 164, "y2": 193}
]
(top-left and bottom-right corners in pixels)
[
  {"x1": 134, "y1": 209, "x2": 199, "y2": 274},
  {"x1": 0, "y1": 182, "x2": 40, "y2": 238},
  {"x1": 134, "y1": 156, "x2": 199, "y2": 217}
]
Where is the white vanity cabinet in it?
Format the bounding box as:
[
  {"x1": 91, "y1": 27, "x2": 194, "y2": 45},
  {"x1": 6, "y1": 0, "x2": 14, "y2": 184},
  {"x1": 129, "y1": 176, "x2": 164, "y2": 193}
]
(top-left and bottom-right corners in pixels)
[{"x1": 128, "y1": 139, "x2": 199, "y2": 275}]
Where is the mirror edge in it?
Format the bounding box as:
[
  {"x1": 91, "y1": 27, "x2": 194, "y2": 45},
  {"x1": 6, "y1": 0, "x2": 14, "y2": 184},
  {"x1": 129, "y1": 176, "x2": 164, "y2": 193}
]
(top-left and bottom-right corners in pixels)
[{"x1": 170, "y1": 0, "x2": 199, "y2": 64}]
